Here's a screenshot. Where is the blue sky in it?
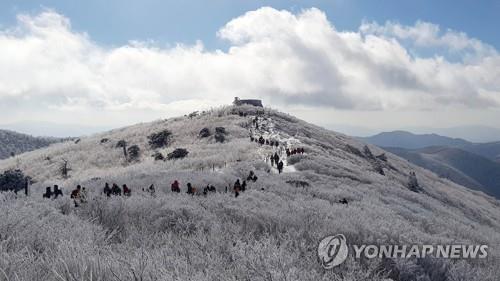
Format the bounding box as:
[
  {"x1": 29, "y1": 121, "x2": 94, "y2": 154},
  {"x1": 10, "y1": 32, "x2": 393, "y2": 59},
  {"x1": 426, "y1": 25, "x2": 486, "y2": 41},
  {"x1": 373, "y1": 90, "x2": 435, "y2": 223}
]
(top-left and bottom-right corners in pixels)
[
  {"x1": 1, "y1": 0, "x2": 499, "y2": 50},
  {"x1": 1, "y1": 1, "x2": 500, "y2": 138}
]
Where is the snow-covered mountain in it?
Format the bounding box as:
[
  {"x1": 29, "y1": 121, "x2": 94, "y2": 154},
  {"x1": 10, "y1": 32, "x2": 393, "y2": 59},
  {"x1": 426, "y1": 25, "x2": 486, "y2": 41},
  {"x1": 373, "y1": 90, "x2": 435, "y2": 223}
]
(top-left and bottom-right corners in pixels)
[{"x1": 0, "y1": 105, "x2": 499, "y2": 280}]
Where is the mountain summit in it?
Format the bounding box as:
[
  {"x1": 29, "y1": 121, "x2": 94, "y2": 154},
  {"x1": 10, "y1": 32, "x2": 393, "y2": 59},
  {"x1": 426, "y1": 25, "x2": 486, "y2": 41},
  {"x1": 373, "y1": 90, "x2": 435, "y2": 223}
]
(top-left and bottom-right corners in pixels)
[{"x1": 0, "y1": 106, "x2": 498, "y2": 280}]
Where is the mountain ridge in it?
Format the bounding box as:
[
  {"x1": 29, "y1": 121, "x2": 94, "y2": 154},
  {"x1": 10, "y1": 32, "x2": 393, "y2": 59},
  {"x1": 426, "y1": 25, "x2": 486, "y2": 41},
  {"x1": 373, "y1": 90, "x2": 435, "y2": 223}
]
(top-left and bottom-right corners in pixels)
[{"x1": 0, "y1": 106, "x2": 499, "y2": 280}]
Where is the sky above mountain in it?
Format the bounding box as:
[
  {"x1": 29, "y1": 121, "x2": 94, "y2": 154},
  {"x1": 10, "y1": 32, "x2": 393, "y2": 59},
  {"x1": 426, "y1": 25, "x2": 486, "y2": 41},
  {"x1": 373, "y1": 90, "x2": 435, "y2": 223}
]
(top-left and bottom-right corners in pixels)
[{"x1": 1, "y1": 1, "x2": 500, "y2": 135}]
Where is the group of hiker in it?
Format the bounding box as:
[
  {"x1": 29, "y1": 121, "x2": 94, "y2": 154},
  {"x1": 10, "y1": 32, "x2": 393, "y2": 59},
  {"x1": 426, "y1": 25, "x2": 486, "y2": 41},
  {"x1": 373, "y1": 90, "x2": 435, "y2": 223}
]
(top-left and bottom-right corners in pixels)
[
  {"x1": 268, "y1": 152, "x2": 285, "y2": 174},
  {"x1": 103, "y1": 183, "x2": 133, "y2": 197},
  {"x1": 286, "y1": 147, "x2": 305, "y2": 157},
  {"x1": 42, "y1": 185, "x2": 64, "y2": 199},
  {"x1": 43, "y1": 184, "x2": 89, "y2": 207},
  {"x1": 250, "y1": 135, "x2": 280, "y2": 147},
  {"x1": 41, "y1": 169, "x2": 260, "y2": 206}
]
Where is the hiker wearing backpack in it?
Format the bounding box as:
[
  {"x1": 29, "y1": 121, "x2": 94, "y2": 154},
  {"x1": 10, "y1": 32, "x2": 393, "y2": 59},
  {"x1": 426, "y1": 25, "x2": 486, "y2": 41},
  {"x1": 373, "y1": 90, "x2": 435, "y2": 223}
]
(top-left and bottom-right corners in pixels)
[
  {"x1": 123, "y1": 184, "x2": 131, "y2": 196},
  {"x1": 171, "y1": 180, "x2": 180, "y2": 193},
  {"x1": 53, "y1": 185, "x2": 63, "y2": 198},
  {"x1": 70, "y1": 185, "x2": 82, "y2": 207},
  {"x1": 103, "y1": 183, "x2": 112, "y2": 197},
  {"x1": 277, "y1": 161, "x2": 284, "y2": 174},
  {"x1": 43, "y1": 186, "x2": 52, "y2": 199}
]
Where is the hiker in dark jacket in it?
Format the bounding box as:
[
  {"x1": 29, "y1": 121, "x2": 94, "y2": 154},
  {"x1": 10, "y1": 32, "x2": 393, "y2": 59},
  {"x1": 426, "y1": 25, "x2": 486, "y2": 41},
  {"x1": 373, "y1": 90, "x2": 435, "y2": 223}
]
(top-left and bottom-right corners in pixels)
[
  {"x1": 241, "y1": 180, "x2": 247, "y2": 192},
  {"x1": 53, "y1": 185, "x2": 63, "y2": 198},
  {"x1": 123, "y1": 184, "x2": 131, "y2": 196},
  {"x1": 43, "y1": 186, "x2": 52, "y2": 199},
  {"x1": 171, "y1": 180, "x2": 180, "y2": 193},
  {"x1": 111, "y1": 183, "x2": 121, "y2": 196},
  {"x1": 270, "y1": 154, "x2": 275, "y2": 166},
  {"x1": 103, "y1": 183, "x2": 112, "y2": 197},
  {"x1": 70, "y1": 185, "x2": 82, "y2": 207},
  {"x1": 187, "y1": 183, "x2": 195, "y2": 195},
  {"x1": 234, "y1": 179, "x2": 241, "y2": 193},
  {"x1": 274, "y1": 152, "x2": 280, "y2": 164},
  {"x1": 277, "y1": 161, "x2": 284, "y2": 174}
]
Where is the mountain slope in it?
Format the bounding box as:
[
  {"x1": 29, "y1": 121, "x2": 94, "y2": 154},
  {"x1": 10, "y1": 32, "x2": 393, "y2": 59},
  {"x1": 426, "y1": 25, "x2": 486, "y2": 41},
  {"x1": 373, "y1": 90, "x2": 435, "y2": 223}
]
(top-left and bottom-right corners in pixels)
[
  {"x1": 0, "y1": 106, "x2": 499, "y2": 280},
  {"x1": 0, "y1": 129, "x2": 60, "y2": 159},
  {"x1": 385, "y1": 146, "x2": 500, "y2": 199}
]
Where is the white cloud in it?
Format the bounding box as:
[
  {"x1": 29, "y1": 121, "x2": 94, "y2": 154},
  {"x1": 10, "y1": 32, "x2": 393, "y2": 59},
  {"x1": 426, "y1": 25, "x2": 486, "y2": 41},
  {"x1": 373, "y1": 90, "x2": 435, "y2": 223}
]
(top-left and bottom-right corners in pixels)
[{"x1": 0, "y1": 7, "x2": 500, "y2": 128}]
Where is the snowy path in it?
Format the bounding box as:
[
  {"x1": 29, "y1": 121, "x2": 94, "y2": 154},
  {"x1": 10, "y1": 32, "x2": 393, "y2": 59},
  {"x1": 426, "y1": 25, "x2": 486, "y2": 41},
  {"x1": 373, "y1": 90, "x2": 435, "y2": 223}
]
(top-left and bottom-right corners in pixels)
[{"x1": 248, "y1": 116, "x2": 302, "y2": 174}]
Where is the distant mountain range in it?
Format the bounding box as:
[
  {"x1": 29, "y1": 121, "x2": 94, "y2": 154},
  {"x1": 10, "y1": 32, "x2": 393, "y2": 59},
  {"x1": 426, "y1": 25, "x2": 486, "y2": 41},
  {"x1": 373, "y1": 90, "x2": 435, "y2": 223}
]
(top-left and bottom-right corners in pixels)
[
  {"x1": 360, "y1": 131, "x2": 500, "y2": 163},
  {"x1": 360, "y1": 131, "x2": 500, "y2": 198},
  {"x1": 0, "y1": 129, "x2": 61, "y2": 160}
]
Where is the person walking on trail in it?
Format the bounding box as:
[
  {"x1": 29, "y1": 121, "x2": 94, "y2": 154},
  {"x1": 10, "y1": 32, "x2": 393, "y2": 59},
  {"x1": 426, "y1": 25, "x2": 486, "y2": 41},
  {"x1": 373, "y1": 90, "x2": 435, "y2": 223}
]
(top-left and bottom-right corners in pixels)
[
  {"x1": 259, "y1": 136, "x2": 264, "y2": 145},
  {"x1": 70, "y1": 185, "x2": 82, "y2": 207},
  {"x1": 111, "y1": 183, "x2": 121, "y2": 196},
  {"x1": 103, "y1": 183, "x2": 111, "y2": 197},
  {"x1": 233, "y1": 179, "x2": 241, "y2": 197},
  {"x1": 241, "y1": 180, "x2": 247, "y2": 192},
  {"x1": 123, "y1": 184, "x2": 131, "y2": 196},
  {"x1": 43, "y1": 186, "x2": 53, "y2": 199},
  {"x1": 187, "y1": 183, "x2": 195, "y2": 195},
  {"x1": 53, "y1": 185, "x2": 63, "y2": 198},
  {"x1": 270, "y1": 154, "x2": 275, "y2": 166},
  {"x1": 171, "y1": 180, "x2": 180, "y2": 193},
  {"x1": 274, "y1": 152, "x2": 280, "y2": 164},
  {"x1": 277, "y1": 161, "x2": 284, "y2": 174}
]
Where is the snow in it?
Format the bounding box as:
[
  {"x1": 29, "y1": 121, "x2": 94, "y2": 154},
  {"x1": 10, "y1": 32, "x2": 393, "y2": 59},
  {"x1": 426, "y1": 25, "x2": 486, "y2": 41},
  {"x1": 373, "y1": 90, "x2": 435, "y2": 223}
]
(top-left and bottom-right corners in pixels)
[{"x1": 0, "y1": 105, "x2": 498, "y2": 280}]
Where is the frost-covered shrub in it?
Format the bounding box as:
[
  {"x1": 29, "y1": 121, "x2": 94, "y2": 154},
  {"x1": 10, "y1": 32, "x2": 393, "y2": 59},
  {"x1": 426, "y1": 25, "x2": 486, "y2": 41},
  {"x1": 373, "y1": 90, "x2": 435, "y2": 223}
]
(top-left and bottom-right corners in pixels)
[
  {"x1": 148, "y1": 130, "x2": 172, "y2": 149},
  {"x1": 407, "y1": 172, "x2": 421, "y2": 192},
  {"x1": 153, "y1": 151, "x2": 165, "y2": 161},
  {"x1": 0, "y1": 169, "x2": 28, "y2": 192},
  {"x1": 116, "y1": 139, "x2": 128, "y2": 158},
  {"x1": 127, "y1": 145, "x2": 140, "y2": 162},
  {"x1": 199, "y1": 127, "x2": 210, "y2": 138},
  {"x1": 167, "y1": 148, "x2": 189, "y2": 160},
  {"x1": 215, "y1": 127, "x2": 226, "y2": 135},
  {"x1": 214, "y1": 134, "x2": 225, "y2": 143}
]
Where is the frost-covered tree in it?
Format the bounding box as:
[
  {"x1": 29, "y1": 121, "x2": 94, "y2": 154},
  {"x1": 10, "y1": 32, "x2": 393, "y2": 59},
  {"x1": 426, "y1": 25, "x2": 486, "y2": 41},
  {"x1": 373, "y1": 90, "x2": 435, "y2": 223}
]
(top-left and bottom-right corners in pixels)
[
  {"x1": 116, "y1": 140, "x2": 128, "y2": 159},
  {"x1": 0, "y1": 169, "x2": 28, "y2": 192},
  {"x1": 127, "y1": 145, "x2": 141, "y2": 162},
  {"x1": 199, "y1": 128, "x2": 210, "y2": 138},
  {"x1": 148, "y1": 130, "x2": 172, "y2": 149},
  {"x1": 59, "y1": 159, "x2": 71, "y2": 179},
  {"x1": 407, "y1": 171, "x2": 421, "y2": 192},
  {"x1": 167, "y1": 148, "x2": 189, "y2": 160}
]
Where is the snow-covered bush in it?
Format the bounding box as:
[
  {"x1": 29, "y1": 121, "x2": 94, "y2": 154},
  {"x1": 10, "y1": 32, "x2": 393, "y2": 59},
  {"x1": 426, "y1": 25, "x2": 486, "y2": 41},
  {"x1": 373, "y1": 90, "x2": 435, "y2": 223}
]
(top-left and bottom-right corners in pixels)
[
  {"x1": 148, "y1": 130, "x2": 172, "y2": 149},
  {"x1": 199, "y1": 127, "x2": 211, "y2": 138},
  {"x1": 0, "y1": 169, "x2": 28, "y2": 191},
  {"x1": 127, "y1": 145, "x2": 140, "y2": 162},
  {"x1": 167, "y1": 148, "x2": 189, "y2": 160}
]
